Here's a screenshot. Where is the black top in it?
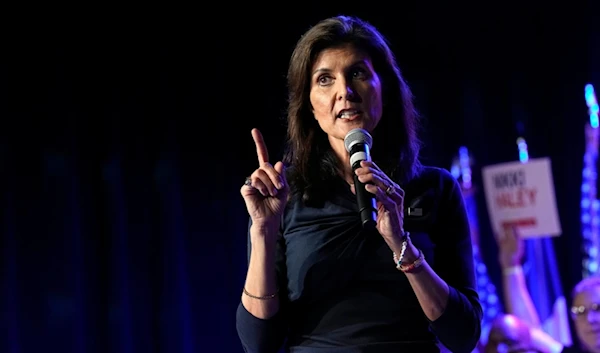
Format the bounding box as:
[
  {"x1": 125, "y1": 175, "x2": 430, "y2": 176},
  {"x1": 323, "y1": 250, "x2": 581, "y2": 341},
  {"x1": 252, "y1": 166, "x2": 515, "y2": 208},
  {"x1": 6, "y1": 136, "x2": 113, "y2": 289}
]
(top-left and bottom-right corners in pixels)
[{"x1": 236, "y1": 166, "x2": 483, "y2": 353}]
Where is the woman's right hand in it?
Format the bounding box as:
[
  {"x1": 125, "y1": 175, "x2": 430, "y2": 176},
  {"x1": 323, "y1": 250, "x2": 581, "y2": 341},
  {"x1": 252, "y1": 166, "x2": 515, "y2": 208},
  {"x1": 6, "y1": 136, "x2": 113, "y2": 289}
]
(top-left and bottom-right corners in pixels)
[{"x1": 240, "y1": 128, "x2": 289, "y2": 239}]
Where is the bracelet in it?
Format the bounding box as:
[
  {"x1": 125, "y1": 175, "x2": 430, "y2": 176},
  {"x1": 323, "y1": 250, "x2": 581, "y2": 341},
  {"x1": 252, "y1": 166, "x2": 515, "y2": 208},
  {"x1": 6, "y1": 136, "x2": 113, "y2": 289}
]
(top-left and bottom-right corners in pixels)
[
  {"x1": 392, "y1": 230, "x2": 410, "y2": 266},
  {"x1": 502, "y1": 265, "x2": 523, "y2": 276},
  {"x1": 397, "y1": 249, "x2": 425, "y2": 273},
  {"x1": 243, "y1": 287, "x2": 278, "y2": 300}
]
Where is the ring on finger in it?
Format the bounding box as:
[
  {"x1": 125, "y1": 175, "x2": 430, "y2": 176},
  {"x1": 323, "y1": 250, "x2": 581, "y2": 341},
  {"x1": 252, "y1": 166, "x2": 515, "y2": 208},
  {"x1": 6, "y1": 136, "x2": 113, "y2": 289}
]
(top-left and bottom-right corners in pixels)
[
  {"x1": 244, "y1": 176, "x2": 253, "y2": 187},
  {"x1": 385, "y1": 184, "x2": 395, "y2": 196}
]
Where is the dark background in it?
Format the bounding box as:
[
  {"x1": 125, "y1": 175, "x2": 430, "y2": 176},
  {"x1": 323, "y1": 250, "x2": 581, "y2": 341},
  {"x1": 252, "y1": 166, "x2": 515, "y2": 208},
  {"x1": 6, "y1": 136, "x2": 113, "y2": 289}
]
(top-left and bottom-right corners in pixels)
[{"x1": 2, "y1": 3, "x2": 599, "y2": 352}]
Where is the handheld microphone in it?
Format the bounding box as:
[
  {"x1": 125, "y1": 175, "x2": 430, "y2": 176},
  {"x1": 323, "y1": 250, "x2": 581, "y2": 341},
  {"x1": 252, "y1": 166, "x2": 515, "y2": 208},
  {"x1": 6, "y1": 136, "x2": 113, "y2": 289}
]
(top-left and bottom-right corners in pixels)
[{"x1": 344, "y1": 128, "x2": 377, "y2": 230}]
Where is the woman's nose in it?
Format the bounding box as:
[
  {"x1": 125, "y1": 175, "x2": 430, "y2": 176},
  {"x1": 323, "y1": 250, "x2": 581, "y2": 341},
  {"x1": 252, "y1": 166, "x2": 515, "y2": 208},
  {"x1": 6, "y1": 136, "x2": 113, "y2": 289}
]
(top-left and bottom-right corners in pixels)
[{"x1": 337, "y1": 80, "x2": 357, "y2": 101}]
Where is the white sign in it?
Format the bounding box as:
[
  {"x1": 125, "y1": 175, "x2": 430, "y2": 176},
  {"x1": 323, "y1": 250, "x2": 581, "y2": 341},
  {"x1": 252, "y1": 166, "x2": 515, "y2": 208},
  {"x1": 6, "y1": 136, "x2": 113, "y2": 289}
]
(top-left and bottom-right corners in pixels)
[{"x1": 481, "y1": 157, "x2": 562, "y2": 238}]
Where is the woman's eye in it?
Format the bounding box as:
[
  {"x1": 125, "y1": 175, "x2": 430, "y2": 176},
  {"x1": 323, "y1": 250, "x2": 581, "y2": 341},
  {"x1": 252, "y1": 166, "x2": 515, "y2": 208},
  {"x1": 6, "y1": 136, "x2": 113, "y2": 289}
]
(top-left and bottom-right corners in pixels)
[
  {"x1": 353, "y1": 68, "x2": 367, "y2": 79},
  {"x1": 318, "y1": 76, "x2": 333, "y2": 85}
]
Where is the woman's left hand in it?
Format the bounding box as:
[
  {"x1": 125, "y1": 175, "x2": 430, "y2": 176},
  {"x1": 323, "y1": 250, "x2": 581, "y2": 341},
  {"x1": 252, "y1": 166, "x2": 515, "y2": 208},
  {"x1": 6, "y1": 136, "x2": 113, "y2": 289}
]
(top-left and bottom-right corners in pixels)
[{"x1": 352, "y1": 160, "x2": 406, "y2": 245}]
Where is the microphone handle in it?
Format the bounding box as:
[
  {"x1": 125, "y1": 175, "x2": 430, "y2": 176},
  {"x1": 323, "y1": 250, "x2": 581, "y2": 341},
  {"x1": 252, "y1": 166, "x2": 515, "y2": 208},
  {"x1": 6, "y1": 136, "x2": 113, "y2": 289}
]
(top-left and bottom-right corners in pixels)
[{"x1": 353, "y1": 173, "x2": 377, "y2": 230}]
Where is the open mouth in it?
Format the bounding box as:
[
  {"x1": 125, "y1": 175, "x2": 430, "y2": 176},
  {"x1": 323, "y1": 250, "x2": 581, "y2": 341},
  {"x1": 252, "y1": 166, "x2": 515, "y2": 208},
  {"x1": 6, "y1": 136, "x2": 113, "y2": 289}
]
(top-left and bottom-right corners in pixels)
[{"x1": 337, "y1": 109, "x2": 362, "y2": 120}]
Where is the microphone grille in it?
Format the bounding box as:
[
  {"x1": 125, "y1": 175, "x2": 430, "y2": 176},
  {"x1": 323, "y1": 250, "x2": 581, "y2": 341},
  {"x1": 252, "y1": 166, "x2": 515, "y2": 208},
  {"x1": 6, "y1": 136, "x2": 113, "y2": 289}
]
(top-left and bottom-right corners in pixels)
[{"x1": 344, "y1": 128, "x2": 373, "y2": 152}]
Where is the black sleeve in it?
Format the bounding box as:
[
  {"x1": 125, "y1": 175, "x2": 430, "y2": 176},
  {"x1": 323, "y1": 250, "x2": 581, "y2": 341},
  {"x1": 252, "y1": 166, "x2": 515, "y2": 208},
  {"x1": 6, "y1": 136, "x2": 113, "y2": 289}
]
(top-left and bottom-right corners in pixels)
[{"x1": 428, "y1": 171, "x2": 483, "y2": 353}]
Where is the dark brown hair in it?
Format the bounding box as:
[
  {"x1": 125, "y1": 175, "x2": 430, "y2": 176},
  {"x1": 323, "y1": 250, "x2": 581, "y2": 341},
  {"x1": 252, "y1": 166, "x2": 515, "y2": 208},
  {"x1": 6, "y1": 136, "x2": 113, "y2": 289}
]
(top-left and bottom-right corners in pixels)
[{"x1": 283, "y1": 15, "x2": 422, "y2": 204}]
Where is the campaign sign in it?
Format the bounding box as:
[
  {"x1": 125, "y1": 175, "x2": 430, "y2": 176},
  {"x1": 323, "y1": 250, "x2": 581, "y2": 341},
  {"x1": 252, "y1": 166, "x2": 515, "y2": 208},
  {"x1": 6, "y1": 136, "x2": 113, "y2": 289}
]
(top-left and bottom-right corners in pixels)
[{"x1": 481, "y1": 157, "x2": 562, "y2": 238}]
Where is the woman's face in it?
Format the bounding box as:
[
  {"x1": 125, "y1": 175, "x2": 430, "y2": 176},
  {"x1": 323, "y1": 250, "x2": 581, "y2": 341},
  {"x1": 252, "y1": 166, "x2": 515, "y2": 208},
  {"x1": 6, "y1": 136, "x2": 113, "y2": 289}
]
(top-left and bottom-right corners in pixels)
[{"x1": 309, "y1": 43, "x2": 383, "y2": 145}]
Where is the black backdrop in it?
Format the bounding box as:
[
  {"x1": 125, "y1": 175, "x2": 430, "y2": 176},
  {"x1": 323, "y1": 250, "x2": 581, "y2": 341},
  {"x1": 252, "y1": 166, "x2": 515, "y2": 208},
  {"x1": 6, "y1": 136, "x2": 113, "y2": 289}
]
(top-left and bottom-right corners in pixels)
[{"x1": 2, "y1": 4, "x2": 600, "y2": 352}]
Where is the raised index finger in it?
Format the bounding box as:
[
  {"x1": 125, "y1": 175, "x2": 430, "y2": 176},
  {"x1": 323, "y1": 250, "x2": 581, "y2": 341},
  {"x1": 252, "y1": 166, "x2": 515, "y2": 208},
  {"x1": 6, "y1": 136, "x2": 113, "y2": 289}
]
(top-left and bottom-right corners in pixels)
[{"x1": 251, "y1": 128, "x2": 269, "y2": 165}]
